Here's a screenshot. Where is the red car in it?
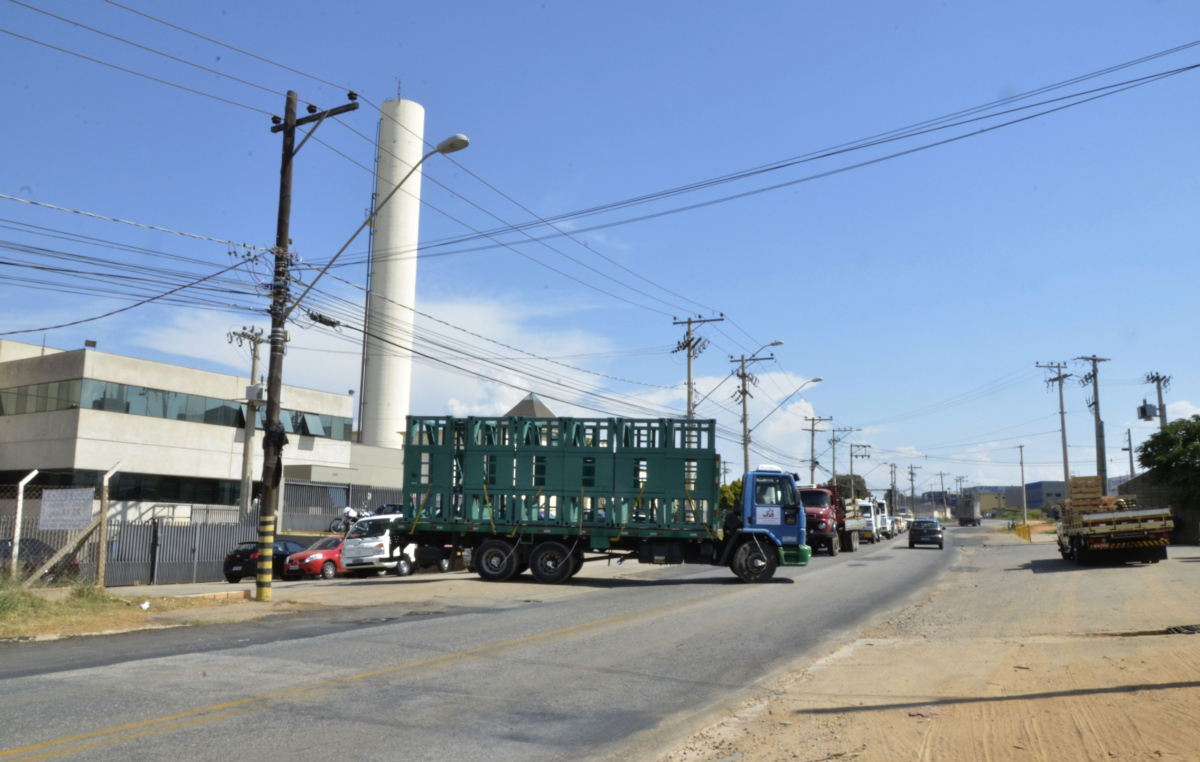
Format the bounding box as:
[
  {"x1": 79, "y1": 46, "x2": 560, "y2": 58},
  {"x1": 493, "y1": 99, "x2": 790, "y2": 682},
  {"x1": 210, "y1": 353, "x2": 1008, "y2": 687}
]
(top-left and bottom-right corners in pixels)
[{"x1": 282, "y1": 536, "x2": 345, "y2": 580}]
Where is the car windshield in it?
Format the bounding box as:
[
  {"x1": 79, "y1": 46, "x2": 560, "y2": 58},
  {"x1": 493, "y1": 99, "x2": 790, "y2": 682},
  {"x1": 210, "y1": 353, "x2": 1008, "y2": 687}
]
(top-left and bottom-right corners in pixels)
[
  {"x1": 309, "y1": 537, "x2": 341, "y2": 550},
  {"x1": 915, "y1": 521, "x2": 939, "y2": 530},
  {"x1": 347, "y1": 519, "x2": 389, "y2": 539},
  {"x1": 800, "y1": 491, "x2": 830, "y2": 508}
]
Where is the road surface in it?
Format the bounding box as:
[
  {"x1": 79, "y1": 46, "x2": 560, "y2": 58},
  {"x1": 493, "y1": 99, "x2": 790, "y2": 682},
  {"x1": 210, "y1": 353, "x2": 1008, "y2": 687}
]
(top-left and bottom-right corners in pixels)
[{"x1": 0, "y1": 524, "x2": 969, "y2": 762}]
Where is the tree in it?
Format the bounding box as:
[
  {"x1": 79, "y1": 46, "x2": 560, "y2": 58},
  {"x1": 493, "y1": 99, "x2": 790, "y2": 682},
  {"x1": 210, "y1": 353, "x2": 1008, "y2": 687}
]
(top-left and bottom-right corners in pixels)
[
  {"x1": 824, "y1": 474, "x2": 869, "y2": 501},
  {"x1": 719, "y1": 479, "x2": 743, "y2": 512},
  {"x1": 1138, "y1": 415, "x2": 1200, "y2": 509}
]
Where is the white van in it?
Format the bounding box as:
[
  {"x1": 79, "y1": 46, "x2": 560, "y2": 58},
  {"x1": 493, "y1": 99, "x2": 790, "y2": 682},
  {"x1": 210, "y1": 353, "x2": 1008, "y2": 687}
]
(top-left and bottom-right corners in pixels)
[{"x1": 340, "y1": 516, "x2": 414, "y2": 577}]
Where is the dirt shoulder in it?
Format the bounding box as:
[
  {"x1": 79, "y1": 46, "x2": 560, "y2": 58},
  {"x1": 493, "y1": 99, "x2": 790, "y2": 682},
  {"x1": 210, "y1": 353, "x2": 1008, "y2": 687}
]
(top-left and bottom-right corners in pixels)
[{"x1": 661, "y1": 538, "x2": 1200, "y2": 762}]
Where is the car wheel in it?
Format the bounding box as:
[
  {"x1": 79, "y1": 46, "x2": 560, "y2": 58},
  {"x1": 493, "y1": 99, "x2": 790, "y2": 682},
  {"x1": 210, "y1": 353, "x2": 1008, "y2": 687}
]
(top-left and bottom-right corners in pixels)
[
  {"x1": 529, "y1": 542, "x2": 574, "y2": 585},
  {"x1": 938, "y1": 543, "x2": 944, "y2": 550},
  {"x1": 909, "y1": 542, "x2": 915, "y2": 549},
  {"x1": 437, "y1": 558, "x2": 453, "y2": 574},
  {"x1": 224, "y1": 574, "x2": 241, "y2": 584},
  {"x1": 395, "y1": 556, "x2": 413, "y2": 577},
  {"x1": 320, "y1": 561, "x2": 336, "y2": 579}
]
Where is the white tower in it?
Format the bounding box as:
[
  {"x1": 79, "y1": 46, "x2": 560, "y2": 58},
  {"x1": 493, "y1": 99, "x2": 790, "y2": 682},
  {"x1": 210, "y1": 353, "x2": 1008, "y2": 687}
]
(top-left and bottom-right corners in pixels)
[{"x1": 360, "y1": 99, "x2": 424, "y2": 449}]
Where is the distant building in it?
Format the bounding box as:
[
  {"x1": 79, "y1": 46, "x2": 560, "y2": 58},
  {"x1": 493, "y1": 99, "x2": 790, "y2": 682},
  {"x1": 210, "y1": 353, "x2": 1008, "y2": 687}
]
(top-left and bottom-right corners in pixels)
[
  {"x1": 1026, "y1": 481, "x2": 1067, "y2": 509},
  {"x1": 503, "y1": 392, "x2": 555, "y2": 418}
]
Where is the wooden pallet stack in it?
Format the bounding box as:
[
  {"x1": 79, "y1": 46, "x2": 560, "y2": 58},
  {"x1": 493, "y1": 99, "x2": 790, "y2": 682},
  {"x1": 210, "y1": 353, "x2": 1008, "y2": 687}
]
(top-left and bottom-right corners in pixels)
[{"x1": 1064, "y1": 476, "x2": 1136, "y2": 519}]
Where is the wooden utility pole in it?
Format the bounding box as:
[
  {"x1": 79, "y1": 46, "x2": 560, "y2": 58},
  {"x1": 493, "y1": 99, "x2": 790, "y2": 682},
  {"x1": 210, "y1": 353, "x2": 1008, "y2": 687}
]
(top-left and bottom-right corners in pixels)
[{"x1": 257, "y1": 91, "x2": 359, "y2": 602}]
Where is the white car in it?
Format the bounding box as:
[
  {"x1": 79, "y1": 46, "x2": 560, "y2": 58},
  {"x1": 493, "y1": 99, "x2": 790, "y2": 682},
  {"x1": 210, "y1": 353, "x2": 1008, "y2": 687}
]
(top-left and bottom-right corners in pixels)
[{"x1": 340, "y1": 517, "x2": 415, "y2": 577}]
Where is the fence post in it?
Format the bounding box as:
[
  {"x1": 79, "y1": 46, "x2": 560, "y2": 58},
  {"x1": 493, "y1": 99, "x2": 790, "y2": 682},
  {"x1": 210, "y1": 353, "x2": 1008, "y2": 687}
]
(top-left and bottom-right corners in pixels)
[
  {"x1": 95, "y1": 462, "x2": 121, "y2": 588},
  {"x1": 149, "y1": 518, "x2": 161, "y2": 585},
  {"x1": 192, "y1": 522, "x2": 200, "y2": 583},
  {"x1": 10, "y1": 470, "x2": 38, "y2": 579}
]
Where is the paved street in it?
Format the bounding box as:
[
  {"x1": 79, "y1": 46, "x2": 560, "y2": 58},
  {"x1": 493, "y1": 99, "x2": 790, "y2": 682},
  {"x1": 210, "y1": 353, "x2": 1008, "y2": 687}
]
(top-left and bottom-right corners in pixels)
[{"x1": 0, "y1": 526, "x2": 966, "y2": 762}]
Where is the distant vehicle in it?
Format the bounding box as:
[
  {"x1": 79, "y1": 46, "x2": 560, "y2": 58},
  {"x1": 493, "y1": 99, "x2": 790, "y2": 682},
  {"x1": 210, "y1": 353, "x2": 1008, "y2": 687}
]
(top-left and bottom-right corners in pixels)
[
  {"x1": 955, "y1": 497, "x2": 982, "y2": 527},
  {"x1": 909, "y1": 519, "x2": 944, "y2": 549},
  {"x1": 797, "y1": 483, "x2": 866, "y2": 555},
  {"x1": 856, "y1": 499, "x2": 882, "y2": 544},
  {"x1": 1057, "y1": 477, "x2": 1171, "y2": 565},
  {"x1": 283, "y1": 536, "x2": 346, "y2": 580},
  {"x1": 0, "y1": 538, "x2": 79, "y2": 583},
  {"x1": 329, "y1": 505, "x2": 374, "y2": 534},
  {"x1": 224, "y1": 540, "x2": 307, "y2": 583},
  {"x1": 894, "y1": 516, "x2": 907, "y2": 534}
]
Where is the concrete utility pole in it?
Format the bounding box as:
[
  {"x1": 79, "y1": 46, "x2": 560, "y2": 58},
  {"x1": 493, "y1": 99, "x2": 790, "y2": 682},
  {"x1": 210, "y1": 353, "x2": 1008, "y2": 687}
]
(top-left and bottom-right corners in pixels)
[
  {"x1": 848, "y1": 444, "x2": 871, "y2": 502},
  {"x1": 1122, "y1": 429, "x2": 1135, "y2": 480},
  {"x1": 805, "y1": 416, "x2": 832, "y2": 484},
  {"x1": 1019, "y1": 444, "x2": 1027, "y2": 525},
  {"x1": 673, "y1": 316, "x2": 722, "y2": 420},
  {"x1": 1144, "y1": 372, "x2": 1171, "y2": 431},
  {"x1": 731, "y1": 344, "x2": 779, "y2": 476},
  {"x1": 1038, "y1": 362, "x2": 1073, "y2": 499},
  {"x1": 827, "y1": 427, "x2": 858, "y2": 489},
  {"x1": 908, "y1": 464, "x2": 921, "y2": 516},
  {"x1": 1077, "y1": 355, "x2": 1111, "y2": 496},
  {"x1": 890, "y1": 464, "x2": 898, "y2": 513},
  {"x1": 229, "y1": 327, "x2": 266, "y2": 520},
  {"x1": 258, "y1": 90, "x2": 360, "y2": 603},
  {"x1": 936, "y1": 472, "x2": 950, "y2": 517}
]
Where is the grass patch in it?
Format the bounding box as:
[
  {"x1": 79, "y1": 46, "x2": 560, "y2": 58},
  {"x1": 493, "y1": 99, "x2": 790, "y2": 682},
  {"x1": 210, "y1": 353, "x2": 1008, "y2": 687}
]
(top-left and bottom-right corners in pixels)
[{"x1": 0, "y1": 580, "x2": 248, "y2": 640}]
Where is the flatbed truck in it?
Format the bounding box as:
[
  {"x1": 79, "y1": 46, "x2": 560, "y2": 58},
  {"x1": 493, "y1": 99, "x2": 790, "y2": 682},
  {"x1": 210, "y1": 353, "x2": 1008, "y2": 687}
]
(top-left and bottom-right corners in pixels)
[
  {"x1": 388, "y1": 416, "x2": 812, "y2": 584},
  {"x1": 798, "y1": 482, "x2": 866, "y2": 554},
  {"x1": 1057, "y1": 476, "x2": 1172, "y2": 565}
]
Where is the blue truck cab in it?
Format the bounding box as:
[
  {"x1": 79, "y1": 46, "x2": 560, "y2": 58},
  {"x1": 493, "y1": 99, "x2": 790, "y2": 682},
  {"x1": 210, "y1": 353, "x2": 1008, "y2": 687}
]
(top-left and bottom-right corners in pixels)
[{"x1": 718, "y1": 467, "x2": 811, "y2": 582}]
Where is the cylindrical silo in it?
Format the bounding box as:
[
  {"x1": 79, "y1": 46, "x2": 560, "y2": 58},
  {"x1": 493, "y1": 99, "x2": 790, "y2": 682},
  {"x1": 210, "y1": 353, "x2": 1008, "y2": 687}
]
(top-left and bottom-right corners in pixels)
[{"x1": 360, "y1": 98, "x2": 424, "y2": 449}]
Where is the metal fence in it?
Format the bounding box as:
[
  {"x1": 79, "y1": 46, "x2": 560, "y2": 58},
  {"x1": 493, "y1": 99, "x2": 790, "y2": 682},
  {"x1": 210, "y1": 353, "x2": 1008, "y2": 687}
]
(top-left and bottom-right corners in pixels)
[{"x1": 282, "y1": 479, "x2": 405, "y2": 532}]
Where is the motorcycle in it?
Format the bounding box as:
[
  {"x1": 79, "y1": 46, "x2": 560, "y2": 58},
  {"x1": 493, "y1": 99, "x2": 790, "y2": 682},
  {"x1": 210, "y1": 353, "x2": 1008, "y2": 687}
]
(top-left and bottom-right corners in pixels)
[{"x1": 329, "y1": 505, "x2": 373, "y2": 534}]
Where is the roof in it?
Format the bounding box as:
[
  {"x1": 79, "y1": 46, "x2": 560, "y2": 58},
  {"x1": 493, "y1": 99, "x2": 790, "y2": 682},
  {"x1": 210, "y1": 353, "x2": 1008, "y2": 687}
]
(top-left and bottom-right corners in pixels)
[{"x1": 503, "y1": 392, "x2": 555, "y2": 418}]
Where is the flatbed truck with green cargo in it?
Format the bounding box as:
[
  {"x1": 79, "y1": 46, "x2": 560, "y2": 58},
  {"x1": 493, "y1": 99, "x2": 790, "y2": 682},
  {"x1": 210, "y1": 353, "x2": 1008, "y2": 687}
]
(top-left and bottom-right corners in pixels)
[{"x1": 386, "y1": 415, "x2": 812, "y2": 584}]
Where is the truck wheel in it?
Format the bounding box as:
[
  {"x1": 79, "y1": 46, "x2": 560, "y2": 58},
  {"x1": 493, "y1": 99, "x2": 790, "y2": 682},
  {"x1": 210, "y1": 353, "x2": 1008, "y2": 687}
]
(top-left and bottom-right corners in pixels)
[
  {"x1": 568, "y1": 552, "x2": 584, "y2": 578},
  {"x1": 848, "y1": 532, "x2": 859, "y2": 552},
  {"x1": 732, "y1": 539, "x2": 778, "y2": 583},
  {"x1": 394, "y1": 556, "x2": 413, "y2": 577},
  {"x1": 827, "y1": 537, "x2": 839, "y2": 557},
  {"x1": 437, "y1": 558, "x2": 453, "y2": 574},
  {"x1": 1059, "y1": 543, "x2": 1071, "y2": 561},
  {"x1": 529, "y1": 542, "x2": 574, "y2": 585},
  {"x1": 1073, "y1": 537, "x2": 1088, "y2": 567},
  {"x1": 475, "y1": 540, "x2": 518, "y2": 582}
]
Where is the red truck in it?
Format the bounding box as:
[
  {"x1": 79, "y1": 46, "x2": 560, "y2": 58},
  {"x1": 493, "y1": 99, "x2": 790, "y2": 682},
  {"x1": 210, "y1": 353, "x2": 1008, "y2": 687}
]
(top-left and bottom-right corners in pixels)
[{"x1": 798, "y1": 483, "x2": 866, "y2": 555}]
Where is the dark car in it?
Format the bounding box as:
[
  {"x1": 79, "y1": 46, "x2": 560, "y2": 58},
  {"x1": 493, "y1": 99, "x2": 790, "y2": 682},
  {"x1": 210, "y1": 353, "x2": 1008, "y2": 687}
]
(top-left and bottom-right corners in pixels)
[
  {"x1": 909, "y1": 519, "x2": 944, "y2": 549},
  {"x1": 0, "y1": 538, "x2": 81, "y2": 583},
  {"x1": 223, "y1": 540, "x2": 307, "y2": 583},
  {"x1": 282, "y1": 536, "x2": 345, "y2": 580}
]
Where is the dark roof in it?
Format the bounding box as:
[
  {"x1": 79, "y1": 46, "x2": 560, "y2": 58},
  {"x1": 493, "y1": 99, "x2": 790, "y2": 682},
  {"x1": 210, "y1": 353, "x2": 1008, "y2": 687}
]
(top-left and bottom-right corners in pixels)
[{"x1": 504, "y1": 392, "x2": 555, "y2": 418}]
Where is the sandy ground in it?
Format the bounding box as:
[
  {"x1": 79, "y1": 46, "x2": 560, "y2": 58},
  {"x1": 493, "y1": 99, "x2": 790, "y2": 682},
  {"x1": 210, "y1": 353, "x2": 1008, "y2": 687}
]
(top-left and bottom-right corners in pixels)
[{"x1": 661, "y1": 533, "x2": 1200, "y2": 762}]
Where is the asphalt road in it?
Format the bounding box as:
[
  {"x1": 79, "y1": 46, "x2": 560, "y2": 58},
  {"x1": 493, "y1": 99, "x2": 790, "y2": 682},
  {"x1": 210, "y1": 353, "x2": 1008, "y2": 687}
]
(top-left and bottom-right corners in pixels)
[{"x1": 0, "y1": 525, "x2": 972, "y2": 762}]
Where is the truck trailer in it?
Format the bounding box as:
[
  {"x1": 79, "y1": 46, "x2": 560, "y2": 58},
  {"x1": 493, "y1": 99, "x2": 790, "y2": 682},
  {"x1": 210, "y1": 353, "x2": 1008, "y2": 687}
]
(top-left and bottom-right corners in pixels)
[
  {"x1": 387, "y1": 416, "x2": 812, "y2": 584},
  {"x1": 955, "y1": 495, "x2": 982, "y2": 527}
]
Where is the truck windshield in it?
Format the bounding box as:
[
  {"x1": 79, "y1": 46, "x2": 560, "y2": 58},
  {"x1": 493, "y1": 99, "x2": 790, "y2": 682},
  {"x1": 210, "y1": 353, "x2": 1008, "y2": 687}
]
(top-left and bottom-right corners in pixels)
[
  {"x1": 348, "y1": 520, "x2": 389, "y2": 539},
  {"x1": 800, "y1": 491, "x2": 830, "y2": 508},
  {"x1": 754, "y1": 476, "x2": 785, "y2": 505}
]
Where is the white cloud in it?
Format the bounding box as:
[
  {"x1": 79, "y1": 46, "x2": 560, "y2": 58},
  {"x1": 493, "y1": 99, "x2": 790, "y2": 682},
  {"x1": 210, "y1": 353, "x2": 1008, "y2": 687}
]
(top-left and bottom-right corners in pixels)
[{"x1": 1168, "y1": 399, "x2": 1198, "y2": 422}]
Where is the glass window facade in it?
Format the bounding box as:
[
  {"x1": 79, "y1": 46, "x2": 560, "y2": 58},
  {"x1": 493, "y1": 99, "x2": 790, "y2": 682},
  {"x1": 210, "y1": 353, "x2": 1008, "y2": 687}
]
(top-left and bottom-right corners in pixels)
[{"x1": 0, "y1": 378, "x2": 352, "y2": 441}]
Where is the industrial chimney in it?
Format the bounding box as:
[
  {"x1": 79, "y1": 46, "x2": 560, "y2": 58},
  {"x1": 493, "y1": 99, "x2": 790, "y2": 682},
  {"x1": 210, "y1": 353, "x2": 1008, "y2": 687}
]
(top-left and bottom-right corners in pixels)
[{"x1": 359, "y1": 99, "x2": 424, "y2": 449}]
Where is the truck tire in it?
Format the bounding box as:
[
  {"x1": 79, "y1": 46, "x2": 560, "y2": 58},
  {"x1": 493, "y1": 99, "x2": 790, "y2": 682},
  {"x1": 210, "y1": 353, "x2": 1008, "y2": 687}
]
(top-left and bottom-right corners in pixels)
[
  {"x1": 827, "y1": 536, "x2": 839, "y2": 557},
  {"x1": 475, "y1": 540, "x2": 518, "y2": 582},
  {"x1": 846, "y1": 531, "x2": 859, "y2": 552},
  {"x1": 732, "y1": 539, "x2": 778, "y2": 583},
  {"x1": 568, "y1": 552, "x2": 584, "y2": 578},
  {"x1": 1073, "y1": 537, "x2": 1088, "y2": 567},
  {"x1": 530, "y1": 542, "x2": 574, "y2": 585}
]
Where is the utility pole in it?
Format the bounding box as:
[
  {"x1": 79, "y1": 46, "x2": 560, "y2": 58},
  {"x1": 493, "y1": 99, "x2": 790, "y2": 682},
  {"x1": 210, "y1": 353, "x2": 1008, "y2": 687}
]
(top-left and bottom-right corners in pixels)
[
  {"x1": 731, "y1": 350, "x2": 775, "y2": 476},
  {"x1": 673, "y1": 316, "x2": 722, "y2": 420},
  {"x1": 908, "y1": 464, "x2": 921, "y2": 516},
  {"x1": 936, "y1": 471, "x2": 950, "y2": 518},
  {"x1": 1019, "y1": 444, "x2": 1027, "y2": 525},
  {"x1": 805, "y1": 416, "x2": 832, "y2": 485},
  {"x1": 827, "y1": 427, "x2": 858, "y2": 489},
  {"x1": 721, "y1": 460, "x2": 731, "y2": 486},
  {"x1": 229, "y1": 327, "x2": 266, "y2": 520},
  {"x1": 1122, "y1": 429, "x2": 1135, "y2": 481},
  {"x1": 890, "y1": 464, "x2": 898, "y2": 513},
  {"x1": 848, "y1": 444, "x2": 871, "y2": 502},
  {"x1": 1077, "y1": 355, "x2": 1111, "y2": 496},
  {"x1": 1038, "y1": 362, "x2": 1072, "y2": 499},
  {"x1": 1144, "y1": 372, "x2": 1171, "y2": 431},
  {"x1": 257, "y1": 90, "x2": 359, "y2": 603}
]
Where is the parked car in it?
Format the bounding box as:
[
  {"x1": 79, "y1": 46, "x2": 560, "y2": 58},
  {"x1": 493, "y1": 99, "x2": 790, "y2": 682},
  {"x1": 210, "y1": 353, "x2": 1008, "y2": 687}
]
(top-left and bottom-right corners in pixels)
[
  {"x1": 223, "y1": 540, "x2": 308, "y2": 583},
  {"x1": 341, "y1": 516, "x2": 414, "y2": 577},
  {"x1": 0, "y1": 538, "x2": 80, "y2": 583},
  {"x1": 909, "y1": 519, "x2": 944, "y2": 550},
  {"x1": 283, "y1": 536, "x2": 345, "y2": 580}
]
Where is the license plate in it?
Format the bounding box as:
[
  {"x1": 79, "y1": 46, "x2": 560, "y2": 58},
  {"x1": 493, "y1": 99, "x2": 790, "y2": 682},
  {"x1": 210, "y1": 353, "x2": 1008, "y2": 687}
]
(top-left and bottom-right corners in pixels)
[
  {"x1": 289, "y1": 565, "x2": 299, "y2": 571},
  {"x1": 231, "y1": 566, "x2": 241, "y2": 571}
]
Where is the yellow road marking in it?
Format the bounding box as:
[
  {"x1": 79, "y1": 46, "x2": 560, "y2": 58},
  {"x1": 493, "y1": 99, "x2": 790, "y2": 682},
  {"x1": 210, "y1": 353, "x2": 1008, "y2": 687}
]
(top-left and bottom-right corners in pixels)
[{"x1": 1, "y1": 587, "x2": 744, "y2": 761}]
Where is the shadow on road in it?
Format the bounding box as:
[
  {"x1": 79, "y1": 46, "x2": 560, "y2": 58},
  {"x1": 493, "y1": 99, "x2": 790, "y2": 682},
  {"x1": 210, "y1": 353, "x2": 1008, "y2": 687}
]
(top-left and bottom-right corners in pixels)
[
  {"x1": 567, "y1": 575, "x2": 794, "y2": 589},
  {"x1": 1006, "y1": 558, "x2": 1152, "y2": 574},
  {"x1": 795, "y1": 680, "x2": 1200, "y2": 715}
]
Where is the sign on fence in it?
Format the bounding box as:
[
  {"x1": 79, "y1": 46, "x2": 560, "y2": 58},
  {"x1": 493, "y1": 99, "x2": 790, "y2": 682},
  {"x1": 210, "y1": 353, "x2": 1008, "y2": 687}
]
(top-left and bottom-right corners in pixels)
[{"x1": 38, "y1": 488, "x2": 96, "y2": 530}]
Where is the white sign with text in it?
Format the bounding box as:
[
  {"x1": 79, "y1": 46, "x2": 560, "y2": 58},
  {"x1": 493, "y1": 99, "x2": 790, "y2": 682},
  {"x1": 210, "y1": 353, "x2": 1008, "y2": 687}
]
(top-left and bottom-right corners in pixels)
[{"x1": 38, "y1": 488, "x2": 96, "y2": 530}]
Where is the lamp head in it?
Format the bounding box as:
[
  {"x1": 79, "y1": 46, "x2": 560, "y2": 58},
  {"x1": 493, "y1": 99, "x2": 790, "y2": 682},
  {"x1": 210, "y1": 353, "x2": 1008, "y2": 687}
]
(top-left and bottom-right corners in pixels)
[
  {"x1": 436, "y1": 134, "x2": 470, "y2": 154},
  {"x1": 769, "y1": 340, "x2": 784, "y2": 347},
  {"x1": 812, "y1": 377, "x2": 824, "y2": 383}
]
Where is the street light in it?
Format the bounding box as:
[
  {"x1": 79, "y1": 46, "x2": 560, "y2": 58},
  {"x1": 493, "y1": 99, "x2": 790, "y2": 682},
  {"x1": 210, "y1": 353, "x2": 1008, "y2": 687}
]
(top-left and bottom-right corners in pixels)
[
  {"x1": 288, "y1": 133, "x2": 470, "y2": 313},
  {"x1": 749, "y1": 376, "x2": 824, "y2": 433}
]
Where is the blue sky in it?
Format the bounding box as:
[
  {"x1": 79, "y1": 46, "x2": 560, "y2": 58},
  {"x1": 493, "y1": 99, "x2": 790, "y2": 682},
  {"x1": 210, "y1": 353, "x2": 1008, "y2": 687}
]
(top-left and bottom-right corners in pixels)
[{"x1": 1, "y1": 0, "x2": 1197, "y2": 490}]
